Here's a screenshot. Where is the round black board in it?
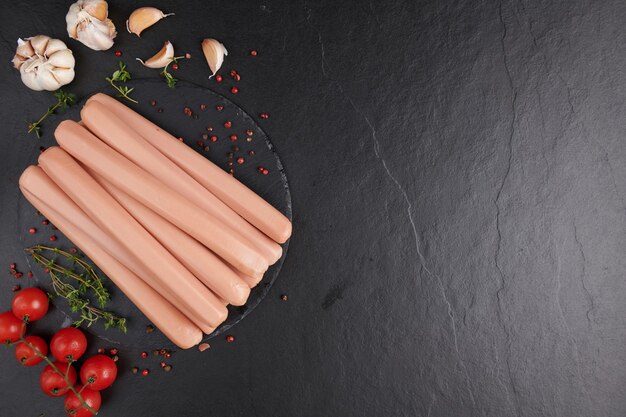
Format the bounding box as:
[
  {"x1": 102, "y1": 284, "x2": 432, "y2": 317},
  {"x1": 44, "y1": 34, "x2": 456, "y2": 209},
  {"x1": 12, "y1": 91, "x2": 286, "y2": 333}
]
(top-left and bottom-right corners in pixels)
[{"x1": 17, "y1": 79, "x2": 292, "y2": 349}]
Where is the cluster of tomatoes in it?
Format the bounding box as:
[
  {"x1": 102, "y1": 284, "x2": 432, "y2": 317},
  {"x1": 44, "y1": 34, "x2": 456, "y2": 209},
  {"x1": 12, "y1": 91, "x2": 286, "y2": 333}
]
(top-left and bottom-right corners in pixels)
[{"x1": 0, "y1": 287, "x2": 117, "y2": 416}]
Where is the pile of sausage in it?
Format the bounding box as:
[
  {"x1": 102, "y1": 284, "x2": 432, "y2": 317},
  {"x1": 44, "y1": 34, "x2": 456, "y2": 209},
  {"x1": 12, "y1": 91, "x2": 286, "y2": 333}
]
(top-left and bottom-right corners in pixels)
[{"x1": 19, "y1": 93, "x2": 292, "y2": 349}]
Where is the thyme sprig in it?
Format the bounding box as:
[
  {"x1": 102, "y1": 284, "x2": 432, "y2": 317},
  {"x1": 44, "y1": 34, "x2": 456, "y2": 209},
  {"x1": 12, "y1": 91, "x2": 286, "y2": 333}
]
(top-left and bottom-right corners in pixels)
[
  {"x1": 27, "y1": 89, "x2": 76, "y2": 138},
  {"x1": 25, "y1": 245, "x2": 127, "y2": 333},
  {"x1": 105, "y1": 61, "x2": 138, "y2": 103},
  {"x1": 161, "y1": 55, "x2": 186, "y2": 88}
]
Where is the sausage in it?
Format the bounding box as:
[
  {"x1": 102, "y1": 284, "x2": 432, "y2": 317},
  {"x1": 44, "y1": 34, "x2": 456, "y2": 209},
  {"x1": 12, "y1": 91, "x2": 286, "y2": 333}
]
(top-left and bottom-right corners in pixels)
[
  {"x1": 38, "y1": 146, "x2": 227, "y2": 330},
  {"x1": 19, "y1": 166, "x2": 205, "y2": 348},
  {"x1": 90, "y1": 170, "x2": 251, "y2": 306},
  {"x1": 81, "y1": 101, "x2": 283, "y2": 265},
  {"x1": 54, "y1": 120, "x2": 268, "y2": 277},
  {"x1": 85, "y1": 93, "x2": 292, "y2": 244}
]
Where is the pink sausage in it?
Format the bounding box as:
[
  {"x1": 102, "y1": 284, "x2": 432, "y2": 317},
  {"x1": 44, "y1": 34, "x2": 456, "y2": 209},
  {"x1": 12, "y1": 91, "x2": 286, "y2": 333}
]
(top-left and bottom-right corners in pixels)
[
  {"x1": 81, "y1": 101, "x2": 282, "y2": 265},
  {"x1": 19, "y1": 167, "x2": 205, "y2": 348},
  {"x1": 91, "y1": 171, "x2": 251, "y2": 306},
  {"x1": 38, "y1": 146, "x2": 227, "y2": 329},
  {"x1": 86, "y1": 93, "x2": 292, "y2": 244},
  {"x1": 54, "y1": 120, "x2": 268, "y2": 277}
]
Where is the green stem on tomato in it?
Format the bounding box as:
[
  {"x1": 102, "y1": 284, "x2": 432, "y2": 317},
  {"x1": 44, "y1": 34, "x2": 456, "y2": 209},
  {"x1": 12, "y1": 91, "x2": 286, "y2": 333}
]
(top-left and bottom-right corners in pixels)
[{"x1": 18, "y1": 332, "x2": 97, "y2": 415}]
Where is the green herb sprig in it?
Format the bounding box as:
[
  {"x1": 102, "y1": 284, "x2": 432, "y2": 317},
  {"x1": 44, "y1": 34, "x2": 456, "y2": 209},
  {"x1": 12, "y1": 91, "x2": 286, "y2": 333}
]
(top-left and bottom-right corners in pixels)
[
  {"x1": 106, "y1": 61, "x2": 138, "y2": 103},
  {"x1": 25, "y1": 245, "x2": 127, "y2": 333},
  {"x1": 27, "y1": 89, "x2": 76, "y2": 138},
  {"x1": 161, "y1": 56, "x2": 186, "y2": 88}
]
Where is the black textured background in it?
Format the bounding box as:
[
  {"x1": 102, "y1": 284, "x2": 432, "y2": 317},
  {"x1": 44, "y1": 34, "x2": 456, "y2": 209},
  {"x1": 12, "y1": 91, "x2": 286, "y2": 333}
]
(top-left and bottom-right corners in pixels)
[{"x1": 1, "y1": 1, "x2": 626, "y2": 416}]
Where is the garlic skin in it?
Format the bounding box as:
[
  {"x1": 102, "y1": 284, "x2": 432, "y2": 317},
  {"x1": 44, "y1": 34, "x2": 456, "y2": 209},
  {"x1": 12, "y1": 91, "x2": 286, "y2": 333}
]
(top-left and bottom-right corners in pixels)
[
  {"x1": 13, "y1": 36, "x2": 75, "y2": 91},
  {"x1": 66, "y1": 0, "x2": 116, "y2": 51},
  {"x1": 137, "y1": 41, "x2": 174, "y2": 69},
  {"x1": 201, "y1": 38, "x2": 228, "y2": 77},
  {"x1": 127, "y1": 7, "x2": 174, "y2": 37}
]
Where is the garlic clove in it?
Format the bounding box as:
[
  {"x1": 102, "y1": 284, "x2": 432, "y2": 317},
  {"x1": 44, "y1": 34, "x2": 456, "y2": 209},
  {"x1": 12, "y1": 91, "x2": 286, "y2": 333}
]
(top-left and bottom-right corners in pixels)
[
  {"x1": 15, "y1": 38, "x2": 34, "y2": 58},
  {"x1": 29, "y1": 35, "x2": 50, "y2": 55},
  {"x1": 82, "y1": 0, "x2": 108, "y2": 21},
  {"x1": 201, "y1": 38, "x2": 228, "y2": 77},
  {"x1": 137, "y1": 41, "x2": 174, "y2": 69},
  {"x1": 47, "y1": 49, "x2": 75, "y2": 69},
  {"x1": 52, "y1": 68, "x2": 76, "y2": 85},
  {"x1": 32, "y1": 68, "x2": 60, "y2": 92},
  {"x1": 76, "y1": 17, "x2": 116, "y2": 51},
  {"x1": 126, "y1": 7, "x2": 174, "y2": 37},
  {"x1": 45, "y1": 39, "x2": 71, "y2": 56}
]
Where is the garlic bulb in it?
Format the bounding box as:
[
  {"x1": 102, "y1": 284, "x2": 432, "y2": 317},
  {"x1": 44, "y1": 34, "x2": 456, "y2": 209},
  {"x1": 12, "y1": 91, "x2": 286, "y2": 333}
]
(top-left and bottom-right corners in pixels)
[
  {"x1": 137, "y1": 41, "x2": 174, "y2": 69},
  {"x1": 66, "y1": 0, "x2": 116, "y2": 51},
  {"x1": 12, "y1": 36, "x2": 75, "y2": 91},
  {"x1": 127, "y1": 7, "x2": 174, "y2": 37},
  {"x1": 201, "y1": 38, "x2": 228, "y2": 77}
]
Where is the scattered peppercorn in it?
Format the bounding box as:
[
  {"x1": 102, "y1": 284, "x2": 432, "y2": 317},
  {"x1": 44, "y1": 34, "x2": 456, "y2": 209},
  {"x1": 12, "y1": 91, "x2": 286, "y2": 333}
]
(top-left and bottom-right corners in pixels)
[
  {"x1": 249, "y1": 150, "x2": 255, "y2": 156},
  {"x1": 197, "y1": 140, "x2": 204, "y2": 147},
  {"x1": 280, "y1": 294, "x2": 288, "y2": 301},
  {"x1": 43, "y1": 268, "x2": 50, "y2": 274},
  {"x1": 97, "y1": 348, "x2": 105, "y2": 354},
  {"x1": 163, "y1": 365, "x2": 172, "y2": 373},
  {"x1": 259, "y1": 113, "x2": 269, "y2": 119},
  {"x1": 114, "y1": 50, "x2": 122, "y2": 57},
  {"x1": 229, "y1": 170, "x2": 234, "y2": 175},
  {"x1": 210, "y1": 135, "x2": 218, "y2": 142},
  {"x1": 246, "y1": 137, "x2": 252, "y2": 142},
  {"x1": 12, "y1": 285, "x2": 21, "y2": 292},
  {"x1": 230, "y1": 134, "x2": 238, "y2": 141},
  {"x1": 27, "y1": 271, "x2": 33, "y2": 278},
  {"x1": 69, "y1": 247, "x2": 78, "y2": 253},
  {"x1": 204, "y1": 146, "x2": 210, "y2": 151},
  {"x1": 49, "y1": 235, "x2": 57, "y2": 242},
  {"x1": 237, "y1": 157, "x2": 245, "y2": 165},
  {"x1": 202, "y1": 133, "x2": 209, "y2": 140},
  {"x1": 131, "y1": 367, "x2": 139, "y2": 374},
  {"x1": 183, "y1": 107, "x2": 193, "y2": 117},
  {"x1": 226, "y1": 335, "x2": 235, "y2": 343},
  {"x1": 10, "y1": 263, "x2": 16, "y2": 270},
  {"x1": 233, "y1": 73, "x2": 241, "y2": 82},
  {"x1": 112, "y1": 355, "x2": 119, "y2": 363},
  {"x1": 109, "y1": 348, "x2": 118, "y2": 355},
  {"x1": 200, "y1": 104, "x2": 207, "y2": 111},
  {"x1": 171, "y1": 63, "x2": 179, "y2": 71},
  {"x1": 185, "y1": 53, "x2": 191, "y2": 59},
  {"x1": 15, "y1": 272, "x2": 23, "y2": 279},
  {"x1": 28, "y1": 228, "x2": 37, "y2": 235},
  {"x1": 246, "y1": 129, "x2": 254, "y2": 136},
  {"x1": 227, "y1": 161, "x2": 233, "y2": 167},
  {"x1": 231, "y1": 86, "x2": 239, "y2": 94},
  {"x1": 142, "y1": 369, "x2": 149, "y2": 376},
  {"x1": 150, "y1": 100, "x2": 157, "y2": 107},
  {"x1": 153, "y1": 350, "x2": 160, "y2": 357},
  {"x1": 216, "y1": 105, "x2": 224, "y2": 111},
  {"x1": 141, "y1": 351, "x2": 148, "y2": 359},
  {"x1": 262, "y1": 169, "x2": 269, "y2": 175},
  {"x1": 164, "y1": 352, "x2": 171, "y2": 359},
  {"x1": 42, "y1": 220, "x2": 49, "y2": 226},
  {"x1": 206, "y1": 126, "x2": 213, "y2": 132},
  {"x1": 250, "y1": 50, "x2": 258, "y2": 56},
  {"x1": 159, "y1": 349, "x2": 167, "y2": 356},
  {"x1": 224, "y1": 121, "x2": 232, "y2": 128},
  {"x1": 229, "y1": 69, "x2": 237, "y2": 77},
  {"x1": 157, "y1": 108, "x2": 164, "y2": 113},
  {"x1": 215, "y1": 74, "x2": 223, "y2": 83},
  {"x1": 146, "y1": 325, "x2": 154, "y2": 334}
]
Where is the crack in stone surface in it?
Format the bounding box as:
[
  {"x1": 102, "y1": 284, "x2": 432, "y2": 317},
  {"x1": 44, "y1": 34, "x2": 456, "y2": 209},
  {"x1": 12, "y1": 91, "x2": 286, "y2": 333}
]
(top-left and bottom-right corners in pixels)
[
  {"x1": 303, "y1": 1, "x2": 477, "y2": 409},
  {"x1": 494, "y1": 3, "x2": 521, "y2": 416},
  {"x1": 573, "y1": 222, "x2": 594, "y2": 323}
]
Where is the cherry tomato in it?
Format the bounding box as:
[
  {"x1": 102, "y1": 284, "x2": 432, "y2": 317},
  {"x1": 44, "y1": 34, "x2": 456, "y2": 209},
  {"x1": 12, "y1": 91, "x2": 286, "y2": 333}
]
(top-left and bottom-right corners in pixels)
[
  {"x1": 50, "y1": 327, "x2": 87, "y2": 362},
  {"x1": 11, "y1": 287, "x2": 49, "y2": 322},
  {"x1": 80, "y1": 355, "x2": 117, "y2": 391},
  {"x1": 40, "y1": 361, "x2": 77, "y2": 397},
  {"x1": 64, "y1": 385, "x2": 102, "y2": 417},
  {"x1": 0, "y1": 311, "x2": 25, "y2": 344},
  {"x1": 15, "y1": 335, "x2": 48, "y2": 366}
]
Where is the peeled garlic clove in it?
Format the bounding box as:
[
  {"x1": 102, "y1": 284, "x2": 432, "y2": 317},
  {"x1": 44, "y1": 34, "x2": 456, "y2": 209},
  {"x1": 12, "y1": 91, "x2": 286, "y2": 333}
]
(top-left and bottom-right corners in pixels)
[
  {"x1": 137, "y1": 41, "x2": 174, "y2": 69},
  {"x1": 66, "y1": 0, "x2": 116, "y2": 51},
  {"x1": 14, "y1": 36, "x2": 76, "y2": 91},
  {"x1": 126, "y1": 7, "x2": 174, "y2": 37},
  {"x1": 201, "y1": 38, "x2": 228, "y2": 77}
]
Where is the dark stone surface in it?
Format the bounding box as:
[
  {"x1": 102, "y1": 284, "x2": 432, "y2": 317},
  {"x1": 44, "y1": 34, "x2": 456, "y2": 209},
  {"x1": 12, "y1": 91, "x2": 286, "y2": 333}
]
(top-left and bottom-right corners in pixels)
[{"x1": 1, "y1": 1, "x2": 625, "y2": 416}]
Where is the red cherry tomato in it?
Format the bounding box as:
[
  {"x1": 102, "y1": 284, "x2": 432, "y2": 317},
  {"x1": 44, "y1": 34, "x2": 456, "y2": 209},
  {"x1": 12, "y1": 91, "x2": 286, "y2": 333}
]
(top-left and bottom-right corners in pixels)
[
  {"x1": 64, "y1": 385, "x2": 102, "y2": 417},
  {"x1": 11, "y1": 287, "x2": 49, "y2": 322},
  {"x1": 15, "y1": 335, "x2": 48, "y2": 366},
  {"x1": 40, "y1": 361, "x2": 77, "y2": 397},
  {"x1": 50, "y1": 327, "x2": 87, "y2": 362},
  {"x1": 80, "y1": 355, "x2": 117, "y2": 391},
  {"x1": 0, "y1": 311, "x2": 25, "y2": 344}
]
